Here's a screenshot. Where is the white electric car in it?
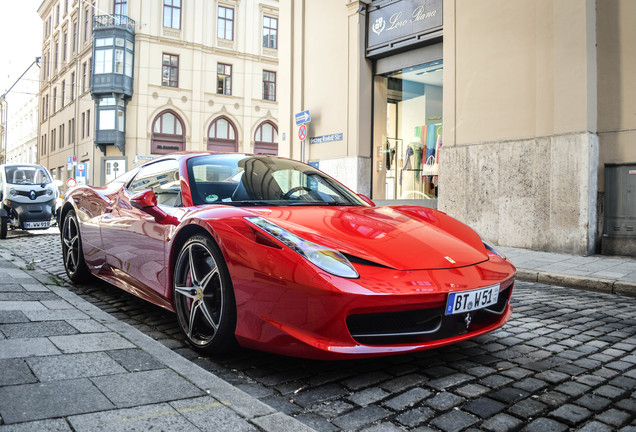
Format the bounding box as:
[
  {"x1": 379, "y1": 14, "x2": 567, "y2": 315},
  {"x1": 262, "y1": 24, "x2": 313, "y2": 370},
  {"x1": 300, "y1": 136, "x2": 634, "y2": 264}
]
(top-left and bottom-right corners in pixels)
[{"x1": 0, "y1": 164, "x2": 59, "y2": 238}]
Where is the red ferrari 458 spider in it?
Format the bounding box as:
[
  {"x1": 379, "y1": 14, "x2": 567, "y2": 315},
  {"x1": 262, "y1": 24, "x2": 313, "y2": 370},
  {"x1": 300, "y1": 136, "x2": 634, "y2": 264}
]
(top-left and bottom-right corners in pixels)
[{"x1": 59, "y1": 152, "x2": 515, "y2": 359}]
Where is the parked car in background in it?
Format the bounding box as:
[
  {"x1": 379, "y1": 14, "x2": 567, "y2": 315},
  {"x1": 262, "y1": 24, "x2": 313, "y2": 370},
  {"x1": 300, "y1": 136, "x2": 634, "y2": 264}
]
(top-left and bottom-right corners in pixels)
[
  {"x1": 0, "y1": 164, "x2": 60, "y2": 238},
  {"x1": 59, "y1": 152, "x2": 516, "y2": 359}
]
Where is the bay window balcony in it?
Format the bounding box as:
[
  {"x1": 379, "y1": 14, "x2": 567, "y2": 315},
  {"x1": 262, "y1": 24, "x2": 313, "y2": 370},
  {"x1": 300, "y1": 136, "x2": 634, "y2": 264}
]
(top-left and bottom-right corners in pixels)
[{"x1": 91, "y1": 15, "x2": 134, "y2": 154}]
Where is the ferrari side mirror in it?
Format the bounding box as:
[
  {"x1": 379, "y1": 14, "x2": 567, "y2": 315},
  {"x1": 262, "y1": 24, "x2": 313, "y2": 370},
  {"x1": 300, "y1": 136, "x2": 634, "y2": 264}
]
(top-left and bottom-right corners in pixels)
[
  {"x1": 358, "y1": 194, "x2": 375, "y2": 206},
  {"x1": 131, "y1": 189, "x2": 157, "y2": 209},
  {"x1": 130, "y1": 190, "x2": 178, "y2": 226}
]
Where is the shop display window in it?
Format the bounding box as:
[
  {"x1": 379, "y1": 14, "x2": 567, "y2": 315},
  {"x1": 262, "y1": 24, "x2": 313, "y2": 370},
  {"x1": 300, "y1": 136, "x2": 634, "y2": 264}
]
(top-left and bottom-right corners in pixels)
[{"x1": 375, "y1": 60, "x2": 442, "y2": 200}]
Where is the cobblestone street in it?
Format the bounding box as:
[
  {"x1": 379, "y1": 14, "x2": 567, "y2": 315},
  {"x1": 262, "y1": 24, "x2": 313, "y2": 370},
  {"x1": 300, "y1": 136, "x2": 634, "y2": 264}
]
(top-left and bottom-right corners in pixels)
[{"x1": 2, "y1": 229, "x2": 635, "y2": 432}]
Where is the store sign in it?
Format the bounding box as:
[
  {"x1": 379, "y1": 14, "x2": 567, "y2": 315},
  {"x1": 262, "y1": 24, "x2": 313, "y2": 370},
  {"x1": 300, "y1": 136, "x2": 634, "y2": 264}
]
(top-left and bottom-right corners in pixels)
[{"x1": 367, "y1": 0, "x2": 442, "y2": 58}]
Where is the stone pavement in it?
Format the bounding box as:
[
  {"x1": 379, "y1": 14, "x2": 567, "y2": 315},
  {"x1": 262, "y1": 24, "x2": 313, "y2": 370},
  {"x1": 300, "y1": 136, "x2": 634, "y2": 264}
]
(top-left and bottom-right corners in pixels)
[
  {"x1": 501, "y1": 246, "x2": 636, "y2": 298},
  {"x1": 0, "y1": 251, "x2": 315, "y2": 431},
  {"x1": 0, "y1": 231, "x2": 635, "y2": 431}
]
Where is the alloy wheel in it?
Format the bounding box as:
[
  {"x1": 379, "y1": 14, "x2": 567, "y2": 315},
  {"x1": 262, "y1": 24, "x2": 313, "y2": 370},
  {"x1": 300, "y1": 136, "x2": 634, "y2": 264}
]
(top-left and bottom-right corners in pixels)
[
  {"x1": 174, "y1": 240, "x2": 224, "y2": 346},
  {"x1": 63, "y1": 215, "x2": 80, "y2": 274}
]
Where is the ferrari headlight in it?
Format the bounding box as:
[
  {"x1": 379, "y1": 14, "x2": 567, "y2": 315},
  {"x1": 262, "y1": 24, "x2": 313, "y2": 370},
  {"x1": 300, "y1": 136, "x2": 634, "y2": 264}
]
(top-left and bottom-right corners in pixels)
[
  {"x1": 245, "y1": 216, "x2": 359, "y2": 279},
  {"x1": 482, "y1": 238, "x2": 506, "y2": 259}
]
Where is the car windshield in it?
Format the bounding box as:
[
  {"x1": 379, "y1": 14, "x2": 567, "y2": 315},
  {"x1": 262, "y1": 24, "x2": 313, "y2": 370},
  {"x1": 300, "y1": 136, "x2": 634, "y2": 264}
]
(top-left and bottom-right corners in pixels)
[
  {"x1": 4, "y1": 166, "x2": 52, "y2": 185},
  {"x1": 187, "y1": 154, "x2": 368, "y2": 207}
]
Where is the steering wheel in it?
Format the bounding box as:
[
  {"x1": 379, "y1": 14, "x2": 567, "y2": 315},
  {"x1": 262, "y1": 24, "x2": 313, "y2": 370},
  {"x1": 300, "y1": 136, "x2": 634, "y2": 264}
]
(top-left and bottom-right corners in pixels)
[{"x1": 282, "y1": 186, "x2": 313, "y2": 200}]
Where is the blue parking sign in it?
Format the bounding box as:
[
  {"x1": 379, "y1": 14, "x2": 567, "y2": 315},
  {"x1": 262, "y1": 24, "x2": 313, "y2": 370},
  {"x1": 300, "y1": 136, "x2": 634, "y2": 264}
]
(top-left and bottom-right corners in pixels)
[{"x1": 76, "y1": 163, "x2": 87, "y2": 185}]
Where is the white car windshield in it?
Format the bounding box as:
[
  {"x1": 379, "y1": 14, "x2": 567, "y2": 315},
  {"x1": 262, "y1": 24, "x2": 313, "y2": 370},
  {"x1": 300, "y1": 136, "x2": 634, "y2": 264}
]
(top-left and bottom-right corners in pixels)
[{"x1": 4, "y1": 166, "x2": 52, "y2": 185}]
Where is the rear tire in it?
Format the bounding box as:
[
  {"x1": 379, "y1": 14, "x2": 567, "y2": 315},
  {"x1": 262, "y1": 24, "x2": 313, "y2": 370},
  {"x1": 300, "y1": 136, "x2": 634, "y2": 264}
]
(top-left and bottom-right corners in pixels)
[
  {"x1": 61, "y1": 210, "x2": 91, "y2": 283},
  {"x1": 173, "y1": 235, "x2": 237, "y2": 355},
  {"x1": 0, "y1": 217, "x2": 6, "y2": 239}
]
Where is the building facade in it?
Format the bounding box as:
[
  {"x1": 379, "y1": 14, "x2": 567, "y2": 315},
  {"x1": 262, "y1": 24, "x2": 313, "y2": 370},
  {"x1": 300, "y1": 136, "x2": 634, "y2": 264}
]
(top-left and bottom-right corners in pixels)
[
  {"x1": 280, "y1": 0, "x2": 636, "y2": 256},
  {"x1": 1, "y1": 61, "x2": 41, "y2": 165},
  {"x1": 38, "y1": 0, "x2": 279, "y2": 187}
]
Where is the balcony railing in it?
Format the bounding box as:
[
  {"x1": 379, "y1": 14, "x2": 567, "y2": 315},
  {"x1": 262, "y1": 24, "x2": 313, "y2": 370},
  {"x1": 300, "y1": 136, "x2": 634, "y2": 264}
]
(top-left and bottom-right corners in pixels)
[{"x1": 94, "y1": 14, "x2": 135, "y2": 32}]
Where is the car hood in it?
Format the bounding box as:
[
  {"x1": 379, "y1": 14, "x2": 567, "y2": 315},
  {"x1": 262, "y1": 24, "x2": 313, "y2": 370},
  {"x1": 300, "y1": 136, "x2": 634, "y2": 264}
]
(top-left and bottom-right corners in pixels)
[{"x1": 248, "y1": 206, "x2": 489, "y2": 271}]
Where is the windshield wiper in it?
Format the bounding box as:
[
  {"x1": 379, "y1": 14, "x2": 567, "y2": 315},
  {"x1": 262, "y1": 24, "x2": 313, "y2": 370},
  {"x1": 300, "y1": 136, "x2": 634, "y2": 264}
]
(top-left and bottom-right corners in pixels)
[
  {"x1": 222, "y1": 200, "x2": 282, "y2": 207},
  {"x1": 212, "y1": 200, "x2": 359, "y2": 207},
  {"x1": 286, "y1": 201, "x2": 357, "y2": 206}
]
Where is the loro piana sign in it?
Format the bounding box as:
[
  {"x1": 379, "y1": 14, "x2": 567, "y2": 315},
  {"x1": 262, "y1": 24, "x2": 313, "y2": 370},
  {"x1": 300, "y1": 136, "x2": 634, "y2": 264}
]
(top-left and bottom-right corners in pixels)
[{"x1": 366, "y1": 0, "x2": 443, "y2": 58}]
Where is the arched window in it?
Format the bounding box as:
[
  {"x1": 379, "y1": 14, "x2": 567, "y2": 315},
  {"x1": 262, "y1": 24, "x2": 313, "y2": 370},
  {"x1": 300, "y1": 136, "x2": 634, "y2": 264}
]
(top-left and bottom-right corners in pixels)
[
  {"x1": 207, "y1": 116, "x2": 238, "y2": 152},
  {"x1": 254, "y1": 121, "x2": 278, "y2": 155},
  {"x1": 151, "y1": 110, "x2": 185, "y2": 154}
]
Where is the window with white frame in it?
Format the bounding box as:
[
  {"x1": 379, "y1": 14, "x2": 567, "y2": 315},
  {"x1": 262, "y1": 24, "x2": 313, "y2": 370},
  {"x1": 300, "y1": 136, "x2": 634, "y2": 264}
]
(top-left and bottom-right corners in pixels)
[
  {"x1": 263, "y1": 16, "x2": 278, "y2": 49},
  {"x1": 163, "y1": 0, "x2": 181, "y2": 29},
  {"x1": 217, "y1": 6, "x2": 234, "y2": 40}
]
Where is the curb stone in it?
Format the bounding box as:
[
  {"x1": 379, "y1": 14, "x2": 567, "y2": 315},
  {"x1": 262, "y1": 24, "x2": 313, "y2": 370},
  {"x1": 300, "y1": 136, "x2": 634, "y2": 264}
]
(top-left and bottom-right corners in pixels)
[{"x1": 515, "y1": 268, "x2": 636, "y2": 298}]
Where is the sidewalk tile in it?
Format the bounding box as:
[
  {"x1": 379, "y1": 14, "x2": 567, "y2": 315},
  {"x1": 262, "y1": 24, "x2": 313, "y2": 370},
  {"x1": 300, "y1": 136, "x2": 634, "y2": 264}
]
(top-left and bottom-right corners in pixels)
[
  {"x1": 0, "y1": 378, "x2": 114, "y2": 424},
  {"x1": 106, "y1": 348, "x2": 165, "y2": 372},
  {"x1": 0, "y1": 337, "x2": 60, "y2": 359},
  {"x1": 171, "y1": 396, "x2": 257, "y2": 432},
  {"x1": 0, "y1": 359, "x2": 38, "y2": 386},
  {"x1": 90, "y1": 369, "x2": 204, "y2": 408},
  {"x1": 253, "y1": 411, "x2": 317, "y2": 432},
  {"x1": 21, "y1": 283, "x2": 51, "y2": 292},
  {"x1": 23, "y1": 309, "x2": 89, "y2": 321},
  {"x1": 0, "y1": 418, "x2": 72, "y2": 431},
  {"x1": 49, "y1": 332, "x2": 135, "y2": 353},
  {"x1": 40, "y1": 300, "x2": 75, "y2": 310},
  {"x1": 0, "y1": 301, "x2": 47, "y2": 311},
  {"x1": 68, "y1": 402, "x2": 195, "y2": 432},
  {"x1": 0, "y1": 285, "x2": 26, "y2": 292},
  {"x1": 0, "y1": 311, "x2": 28, "y2": 324},
  {"x1": 27, "y1": 352, "x2": 127, "y2": 381},
  {"x1": 0, "y1": 321, "x2": 78, "y2": 339},
  {"x1": 66, "y1": 319, "x2": 109, "y2": 333}
]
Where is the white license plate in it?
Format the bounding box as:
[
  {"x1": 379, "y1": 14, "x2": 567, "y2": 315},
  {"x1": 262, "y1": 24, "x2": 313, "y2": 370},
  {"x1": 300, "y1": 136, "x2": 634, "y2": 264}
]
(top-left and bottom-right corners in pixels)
[
  {"x1": 24, "y1": 221, "x2": 50, "y2": 229},
  {"x1": 445, "y1": 284, "x2": 500, "y2": 315}
]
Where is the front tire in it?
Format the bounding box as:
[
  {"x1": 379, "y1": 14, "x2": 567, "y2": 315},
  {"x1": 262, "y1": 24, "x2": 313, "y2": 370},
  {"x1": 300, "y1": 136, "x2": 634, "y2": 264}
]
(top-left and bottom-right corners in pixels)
[
  {"x1": 173, "y1": 235, "x2": 237, "y2": 354},
  {"x1": 61, "y1": 210, "x2": 91, "y2": 283}
]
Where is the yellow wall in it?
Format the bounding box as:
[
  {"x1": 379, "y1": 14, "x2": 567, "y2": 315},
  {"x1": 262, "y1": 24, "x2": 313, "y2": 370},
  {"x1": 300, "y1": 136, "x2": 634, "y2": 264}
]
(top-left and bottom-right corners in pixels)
[
  {"x1": 279, "y1": 0, "x2": 372, "y2": 194},
  {"x1": 448, "y1": 0, "x2": 597, "y2": 145},
  {"x1": 440, "y1": 0, "x2": 600, "y2": 254}
]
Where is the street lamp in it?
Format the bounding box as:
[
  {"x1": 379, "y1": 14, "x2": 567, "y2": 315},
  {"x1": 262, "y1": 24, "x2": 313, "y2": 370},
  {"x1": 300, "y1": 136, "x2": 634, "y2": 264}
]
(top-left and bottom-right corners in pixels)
[{"x1": 0, "y1": 95, "x2": 7, "y2": 164}]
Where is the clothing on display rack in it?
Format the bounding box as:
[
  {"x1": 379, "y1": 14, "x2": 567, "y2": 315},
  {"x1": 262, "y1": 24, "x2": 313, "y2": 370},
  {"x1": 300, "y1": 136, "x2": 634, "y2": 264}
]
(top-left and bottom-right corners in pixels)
[{"x1": 399, "y1": 144, "x2": 414, "y2": 185}]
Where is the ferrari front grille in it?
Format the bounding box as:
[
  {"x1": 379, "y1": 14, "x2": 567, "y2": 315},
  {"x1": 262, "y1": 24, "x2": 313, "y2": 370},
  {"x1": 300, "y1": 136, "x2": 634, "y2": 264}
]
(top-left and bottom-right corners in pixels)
[{"x1": 346, "y1": 286, "x2": 512, "y2": 345}]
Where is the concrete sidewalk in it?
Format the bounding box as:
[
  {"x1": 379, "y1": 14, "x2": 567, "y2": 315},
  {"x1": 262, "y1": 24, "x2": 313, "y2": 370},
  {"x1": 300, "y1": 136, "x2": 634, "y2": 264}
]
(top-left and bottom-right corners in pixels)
[
  {"x1": 0, "y1": 253, "x2": 315, "y2": 431},
  {"x1": 501, "y1": 246, "x2": 636, "y2": 298}
]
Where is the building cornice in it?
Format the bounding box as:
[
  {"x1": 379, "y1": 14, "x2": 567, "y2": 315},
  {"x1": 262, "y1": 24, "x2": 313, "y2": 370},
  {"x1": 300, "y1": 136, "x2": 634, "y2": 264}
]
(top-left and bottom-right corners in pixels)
[{"x1": 134, "y1": 33, "x2": 279, "y2": 66}]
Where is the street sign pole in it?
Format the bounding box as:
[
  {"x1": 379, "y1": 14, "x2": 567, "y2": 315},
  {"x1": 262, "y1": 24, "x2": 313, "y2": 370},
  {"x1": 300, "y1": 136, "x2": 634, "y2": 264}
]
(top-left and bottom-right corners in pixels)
[{"x1": 301, "y1": 139, "x2": 306, "y2": 162}]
